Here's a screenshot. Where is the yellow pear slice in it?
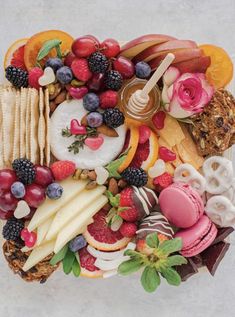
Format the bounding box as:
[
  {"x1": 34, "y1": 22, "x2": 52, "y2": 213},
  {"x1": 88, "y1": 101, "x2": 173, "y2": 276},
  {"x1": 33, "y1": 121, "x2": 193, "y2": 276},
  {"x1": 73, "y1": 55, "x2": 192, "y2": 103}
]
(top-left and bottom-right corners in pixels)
[
  {"x1": 37, "y1": 217, "x2": 54, "y2": 246},
  {"x1": 22, "y1": 240, "x2": 55, "y2": 272},
  {"x1": 54, "y1": 195, "x2": 108, "y2": 253},
  {"x1": 28, "y1": 178, "x2": 88, "y2": 231},
  {"x1": 46, "y1": 186, "x2": 106, "y2": 241}
]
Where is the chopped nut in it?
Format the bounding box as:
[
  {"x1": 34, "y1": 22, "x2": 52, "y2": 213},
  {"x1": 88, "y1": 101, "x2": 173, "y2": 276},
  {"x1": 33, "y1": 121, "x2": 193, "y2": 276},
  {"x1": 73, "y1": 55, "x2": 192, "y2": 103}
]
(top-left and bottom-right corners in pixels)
[
  {"x1": 108, "y1": 178, "x2": 119, "y2": 195},
  {"x1": 85, "y1": 180, "x2": 97, "y2": 190},
  {"x1": 49, "y1": 101, "x2": 57, "y2": 113},
  {"x1": 48, "y1": 83, "x2": 61, "y2": 100},
  {"x1": 55, "y1": 90, "x2": 67, "y2": 105},
  {"x1": 81, "y1": 114, "x2": 88, "y2": 126},
  {"x1": 88, "y1": 170, "x2": 97, "y2": 181},
  {"x1": 80, "y1": 169, "x2": 89, "y2": 180},
  {"x1": 73, "y1": 169, "x2": 82, "y2": 180},
  {"x1": 97, "y1": 125, "x2": 119, "y2": 137},
  {"x1": 118, "y1": 179, "x2": 128, "y2": 189},
  {"x1": 200, "y1": 138, "x2": 205, "y2": 149}
]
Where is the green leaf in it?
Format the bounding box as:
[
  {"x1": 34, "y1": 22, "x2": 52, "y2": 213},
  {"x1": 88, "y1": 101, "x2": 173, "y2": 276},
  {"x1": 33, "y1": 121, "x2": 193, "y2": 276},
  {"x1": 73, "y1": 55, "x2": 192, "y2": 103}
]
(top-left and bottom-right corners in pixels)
[
  {"x1": 124, "y1": 249, "x2": 143, "y2": 259},
  {"x1": 37, "y1": 39, "x2": 62, "y2": 61},
  {"x1": 106, "y1": 191, "x2": 119, "y2": 207},
  {"x1": 50, "y1": 244, "x2": 68, "y2": 266},
  {"x1": 63, "y1": 249, "x2": 76, "y2": 275},
  {"x1": 177, "y1": 117, "x2": 195, "y2": 126},
  {"x1": 161, "y1": 267, "x2": 181, "y2": 286},
  {"x1": 72, "y1": 258, "x2": 81, "y2": 277},
  {"x1": 55, "y1": 45, "x2": 62, "y2": 59},
  {"x1": 105, "y1": 151, "x2": 128, "y2": 178},
  {"x1": 141, "y1": 266, "x2": 161, "y2": 293},
  {"x1": 118, "y1": 259, "x2": 143, "y2": 276},
  {"x1": 146, "y1": 233, "x2": 159, "y2": 249},
  {"x1": 165, "y1": 255, "x2": 187, "y2": 267},
  {"x1": 158, "y1": 238, "x2": 182, "y2": 256}
]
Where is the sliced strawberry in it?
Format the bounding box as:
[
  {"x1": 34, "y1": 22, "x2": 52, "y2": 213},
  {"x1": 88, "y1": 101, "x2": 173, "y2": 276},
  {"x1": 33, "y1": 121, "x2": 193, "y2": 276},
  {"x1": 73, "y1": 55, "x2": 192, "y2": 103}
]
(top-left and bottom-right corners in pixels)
[
  {"x1": 10, "y1": 45, "x2": 26, "y2": 70},
  {"x1": 130, "y1": 140, "x2": 149, "y2": 168}
]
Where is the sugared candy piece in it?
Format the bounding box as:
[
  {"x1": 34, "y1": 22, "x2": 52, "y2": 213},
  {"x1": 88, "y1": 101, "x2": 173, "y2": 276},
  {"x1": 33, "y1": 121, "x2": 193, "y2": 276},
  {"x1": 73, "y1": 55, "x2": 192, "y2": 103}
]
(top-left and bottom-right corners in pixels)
[
  {"x1": 148, "y1": 159, "x2": 166, "y2": 178},
  {"x1": 14, "y1": 200, "x2": 31, "y2": 219},
  {"x1": 159, "y1": 146, "x2": 176, "y2": 162},
  {"x1": 70, "y1": 119, "x2": 87, "y2": 135},
  {"x1": 68, "y1": 86, "x2": 88, "y2": 99},
  {"x1": 95, "y1": 166, "x2": 109, "y2": 185},
  {"x1": 85, "y1": 136, "x2": 104, "y2": 150},
  {"x1": 138, "y1": 125, "x2": 151, "y2": 144},
  {"x1": 38, "y1": 67, "x2": 55, "y2": 86},
  {"x1": 152, "y1": 111, "x2": 166, "y2": 130}
]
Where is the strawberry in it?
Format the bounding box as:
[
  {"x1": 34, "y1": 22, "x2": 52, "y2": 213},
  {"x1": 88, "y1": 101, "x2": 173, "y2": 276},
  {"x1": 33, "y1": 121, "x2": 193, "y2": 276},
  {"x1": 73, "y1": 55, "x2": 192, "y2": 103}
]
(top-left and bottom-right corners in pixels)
[
  {"x1": 136, "y1": 235, "x2": 169, "y2": 255},
  {"x1": 28, "y1": 67, "x2": 44, "y2": 89},
  {"x1": 10, "y1": 45, "x2": 27, "y2": 70},
  {"x1": 119, "y1": 222, "x2": 137, "y2": 238},
  {"x1": 153, "y1": 172, "x2": 173, "y2": 189},
  {"x1": 99, "y1": 90, "x2": 118, "y2": 109},
  {"x1": 50, "y1": 160, "x2": 76, "y2": 181},
  {"x1": 119, "y1": 187, "x2": 134, "y2": 207},
  {"x1": 119, "y1": 206, "x2": 139, "y2": 222},
  {"x1": 130, "y1": 140, "x2": 149, "y2": 168},
  {"x1": 71, "y1": 58, "x2": 92, "y2": 82}
]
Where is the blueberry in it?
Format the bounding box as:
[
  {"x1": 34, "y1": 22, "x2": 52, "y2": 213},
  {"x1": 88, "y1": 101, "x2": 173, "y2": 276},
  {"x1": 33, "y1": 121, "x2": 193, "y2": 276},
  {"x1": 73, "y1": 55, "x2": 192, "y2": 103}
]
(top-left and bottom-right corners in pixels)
[
  {"x1": 11, "y1": 182, "x2": 25, "y2": 199},
  {"x1": 69, "y1": 235, "x2": 87, "y2": 252},
  {"x1": 83, "y1": 93, "x2": 100, "y2": 111},
  {"x1": 56, "y1": 66, "x2": 73, "y2": 84},
  {"x1": 46, "y1": 183, "x2": 63, "y2": 200},
  {"x1": 87, "y1": 112, "x2": 103, "y2": 128},
  {"x1": 135, "y1": 61, "x2": 151, "y2": 79},
  {"x1": 45, "y1": 58, "x2": 64, "y2": 72}
]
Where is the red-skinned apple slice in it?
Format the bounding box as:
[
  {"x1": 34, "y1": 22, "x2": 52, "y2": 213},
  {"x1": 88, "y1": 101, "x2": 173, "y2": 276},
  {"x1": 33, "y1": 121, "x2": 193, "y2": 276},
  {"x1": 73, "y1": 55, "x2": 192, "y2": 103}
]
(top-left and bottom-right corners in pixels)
[
  {"x1": 149, "y1": 48, "x2": 203, "y2": 70},
  {"x1": 119, "y1": 34, "x2": 176, "y2": 59},
  {"x1": 133, "y1": 40, "x2": 198, "y2": 63},
  {"x1": 173, "y1": 56, "x2": 211, "y2": 73}
]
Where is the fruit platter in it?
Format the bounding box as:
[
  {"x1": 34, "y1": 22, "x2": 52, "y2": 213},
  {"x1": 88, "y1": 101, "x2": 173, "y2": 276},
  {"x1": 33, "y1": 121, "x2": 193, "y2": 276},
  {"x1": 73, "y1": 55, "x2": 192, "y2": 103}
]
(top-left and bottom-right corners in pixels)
[{"x1": 0, "y1": 30, "x2": 235, "y2": 293}]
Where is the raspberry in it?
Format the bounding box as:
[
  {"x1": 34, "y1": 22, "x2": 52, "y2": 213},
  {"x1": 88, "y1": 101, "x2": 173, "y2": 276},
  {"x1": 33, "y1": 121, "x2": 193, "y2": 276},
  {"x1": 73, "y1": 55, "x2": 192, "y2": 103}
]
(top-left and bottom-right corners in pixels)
[
  {"x1": 50, "y1": 160, "x2": 76, "y2": 181},
  {"x1": 99, "y1": 90, "x2": 118, "y2": 109},
  {"x1": 153, "y1": 172, "x2": 173, "y2": 188},
  {"x1": 119, "y1": 222, "x2": 137, "y2": 238},
  {"x1": 118, "y1": 206, "x2": 138, "y2": 222},
  {"x1": 71, "y1": 58, "x2": 92, "y2": 82},
  {"x1": 119, "y1": 187, "x2": 134, "y2": 207},
  {"x1": 28, "y1": 67, "x2": 44, "y2": 89}
]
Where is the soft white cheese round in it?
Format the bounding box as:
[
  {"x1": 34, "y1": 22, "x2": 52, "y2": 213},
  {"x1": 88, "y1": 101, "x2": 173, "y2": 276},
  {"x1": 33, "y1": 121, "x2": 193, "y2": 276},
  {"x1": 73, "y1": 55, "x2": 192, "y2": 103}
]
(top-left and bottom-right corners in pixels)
[{"x1": 50, "y1": 99, "x2": 126, "y2": 169}]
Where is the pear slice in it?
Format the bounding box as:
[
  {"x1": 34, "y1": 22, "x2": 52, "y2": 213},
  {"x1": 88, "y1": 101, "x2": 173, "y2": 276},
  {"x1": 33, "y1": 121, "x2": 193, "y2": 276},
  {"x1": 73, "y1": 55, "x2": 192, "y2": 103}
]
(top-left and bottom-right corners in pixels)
[
  {"x1": 54, "y1": 195, "x2": 108, "y2": 253},
  {"x1": 37, "y1": 217, "x2": 54, "y2": 246},
  {"x1": 28, "y1": 178, "x2": 88, "y2": 231},
  {"x1": 22, "y1": 240, "x2": 55, "y2": 272},
  {"x1": 46, "y1": 186, "x2": 106, "y2": 241}
]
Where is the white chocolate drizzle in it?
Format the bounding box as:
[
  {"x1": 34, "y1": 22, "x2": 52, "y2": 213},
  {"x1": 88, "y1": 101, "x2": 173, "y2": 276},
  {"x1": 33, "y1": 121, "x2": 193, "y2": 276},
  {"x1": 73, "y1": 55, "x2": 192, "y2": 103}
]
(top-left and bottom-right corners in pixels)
[{"x1": 133, "y1": 186, "x2": 158, "y2": 216}]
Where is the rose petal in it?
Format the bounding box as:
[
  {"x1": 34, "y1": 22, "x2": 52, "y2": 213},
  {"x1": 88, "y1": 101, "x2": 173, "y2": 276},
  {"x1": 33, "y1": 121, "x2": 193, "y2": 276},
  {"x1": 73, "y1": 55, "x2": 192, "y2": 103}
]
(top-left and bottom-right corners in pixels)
[
  {"x1": 162, "y1": 84, "x2": 170, "y2": 104},
  {"x1": 167, "y1": 84, "x2": 174, "y2": 101},
  {"x1": 168, "y1": 95, "x2": 194, "y2": 118},
  {"x1": 163, "y1": 67, "x2": 180, "y2": 86}
]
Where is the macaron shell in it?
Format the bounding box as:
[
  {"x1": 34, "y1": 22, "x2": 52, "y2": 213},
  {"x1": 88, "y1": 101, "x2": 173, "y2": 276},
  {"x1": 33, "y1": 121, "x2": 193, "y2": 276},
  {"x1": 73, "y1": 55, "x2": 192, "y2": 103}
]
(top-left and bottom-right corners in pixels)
[
  {"x1": 175, "y1": 215, "x2": 218, "y2": 257},
  {"x1": 159, "y1": 183, "x2": 204, "y2": 228}
]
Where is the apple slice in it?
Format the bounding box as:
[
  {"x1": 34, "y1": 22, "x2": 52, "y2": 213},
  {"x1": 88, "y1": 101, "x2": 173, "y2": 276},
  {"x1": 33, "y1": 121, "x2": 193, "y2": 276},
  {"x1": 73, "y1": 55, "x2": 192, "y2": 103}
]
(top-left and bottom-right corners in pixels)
[
  {"x1": 36, "y1": 217, "x2": 54, "y2": 246},
  {"x1": 120, "y1": 34, "x2": 176, "y2": 59},
  {"x1": 173, "y1": 56, "x2": 211, "y2": 73},
  {"x1": 46, "y1": 186, "x2": 106, "y2": 241},
  {"x1": 22, "y1": 240, "x2": 55, "y2": 272},
  {"x1": 27, "y1": 178, "x2": 88, "y2": 231},
  {"x1": 133, "y1": 40, "x2": 198, "y2": 62},
  {"x1": 54, "y1": 195, "x2": 108, "y2": 253},
  {"x1": 149, "y1": 48, "x2": 203, "y2": 70}
]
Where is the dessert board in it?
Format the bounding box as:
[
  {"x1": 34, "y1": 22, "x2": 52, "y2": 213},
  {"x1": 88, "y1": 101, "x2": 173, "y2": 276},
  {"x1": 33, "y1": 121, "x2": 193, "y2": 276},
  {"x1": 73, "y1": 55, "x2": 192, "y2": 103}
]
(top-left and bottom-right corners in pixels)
[{"x1": 0, "y1": 30, "x2": 235, "y2": 293}]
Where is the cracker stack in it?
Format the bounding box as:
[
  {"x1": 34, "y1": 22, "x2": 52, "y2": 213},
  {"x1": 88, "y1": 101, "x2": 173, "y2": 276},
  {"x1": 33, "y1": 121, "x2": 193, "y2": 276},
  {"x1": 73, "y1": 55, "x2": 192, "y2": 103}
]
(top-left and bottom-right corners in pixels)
[{"x1": 0, "y1": 86, "x2": 50, "y2": 168}]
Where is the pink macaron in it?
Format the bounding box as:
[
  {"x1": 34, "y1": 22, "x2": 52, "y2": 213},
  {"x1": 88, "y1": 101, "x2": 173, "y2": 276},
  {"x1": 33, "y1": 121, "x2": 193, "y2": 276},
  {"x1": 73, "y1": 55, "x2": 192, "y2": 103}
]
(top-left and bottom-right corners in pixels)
[
  {"x1": 159, "y1": 182, "x2": 204, "y2": 228},
  {"x1": 175, "y1": 215, "x2": 218, "y2": 257}
]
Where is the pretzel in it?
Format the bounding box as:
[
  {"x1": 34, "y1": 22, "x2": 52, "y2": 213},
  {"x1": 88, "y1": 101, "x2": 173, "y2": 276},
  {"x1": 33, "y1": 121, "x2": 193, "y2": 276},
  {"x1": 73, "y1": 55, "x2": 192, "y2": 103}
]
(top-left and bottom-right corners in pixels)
[
  {"x1": 205, "y1": 195, "x2": 235, "y2": 227},
  {"x1": 202, "y1": 156, "x2": 233, "y2": 195},
  {"x1": 174, "y1": 163, "x2": 206, "y2": 195}
]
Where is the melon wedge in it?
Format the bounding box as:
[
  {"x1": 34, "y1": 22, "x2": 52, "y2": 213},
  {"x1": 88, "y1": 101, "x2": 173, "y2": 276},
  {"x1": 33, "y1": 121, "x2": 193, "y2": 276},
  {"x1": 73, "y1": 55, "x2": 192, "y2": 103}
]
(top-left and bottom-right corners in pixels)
[
  {"x1": 28, "y1": 178, "x2": 88, "y2": 231},
  {"x1": 46, "y1": 186, "x2": 106, "y2": 241},
  {"x1": 54, "y1": 195, "x2": 108, "y2": 253}
]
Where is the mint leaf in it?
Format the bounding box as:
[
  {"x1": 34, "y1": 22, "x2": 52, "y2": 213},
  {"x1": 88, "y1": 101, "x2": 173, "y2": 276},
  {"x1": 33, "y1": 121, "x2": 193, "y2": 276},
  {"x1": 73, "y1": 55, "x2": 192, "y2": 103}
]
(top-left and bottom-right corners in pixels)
[
  {"x1": 50, "y1": 244, "x2": 68, "y2": 266},
  {"x1": 158, "y1": 238, "x2": 182, "y2": 256},
  {"x1": 118, "y1": 259, "x2": 143, "y2": 276},
  {"x1": 161, "y1": 267, "x2": 181, "y2": 286},
  {"x1": 72, "y1": 258, "x2": 81, "y2": 277},
  {"x1": 166, "y1": 255, "x2": 187, "y2": 267},
  {"x1": 37, "y1": 39, "x2": 62, "y2": 61},
  {"x1": 146, "y1": 233, "x2": 159, "y2": 249},
  {"x1": 141, "y1": 266, "x2": 160, "y2": 293},
  {"x1": 63, "y1": 249, "x2": 75, "y2": 274},
  {"x1": 124, "y1": 249, "x2": 143, "y2": 259}
]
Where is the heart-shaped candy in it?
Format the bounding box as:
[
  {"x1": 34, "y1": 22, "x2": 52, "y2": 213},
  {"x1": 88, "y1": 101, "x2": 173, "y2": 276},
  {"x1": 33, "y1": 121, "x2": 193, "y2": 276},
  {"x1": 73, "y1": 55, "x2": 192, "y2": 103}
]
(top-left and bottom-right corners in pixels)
[
  {"x1": 69, "y1": 87, "x2": 88, "y2": 99},
  {"x1": 38, "y1": 67, "x2": 56, "y2": 86},
  {"x1": 95, "y1": 166, "x2": 109, "y2": 185},
  {"x1": 148, "y1": 159, "x2": 166, "y2": 178},
  {"x1": 70, "y1": 119, "x2": 87, "y2": 135},
  {"x1": 14, "y1": 200, "x2": 31, "y2": 219},
  {"x1": 85, "y1": 136, "x2": 104, "y2": 151}
]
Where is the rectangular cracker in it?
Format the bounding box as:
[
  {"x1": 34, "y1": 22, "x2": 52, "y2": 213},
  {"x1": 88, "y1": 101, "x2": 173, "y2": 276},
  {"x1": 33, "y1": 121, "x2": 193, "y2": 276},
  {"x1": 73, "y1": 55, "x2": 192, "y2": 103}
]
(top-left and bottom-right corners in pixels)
[
  {"x1": 38, "y1": 88, "x2": 46, "y2": 166},
  {"x1": 44, "y1": 89, "x2": 50, "y2": 166},
  {"x1": 0, "y1": 87, "x2": 4, "y2": 168},
  {"x1": 20, "y1": 88, "x2": 28, "y2": 158},
  {"x1": 12, "y1": 90, "x2": 21, "y2": 161},
  {"x1": 30, "y1": 89, "x2": 39, "y2": 164},
  {"x1": 25, "y1": 88, "x2": 32, "y2": 159}
]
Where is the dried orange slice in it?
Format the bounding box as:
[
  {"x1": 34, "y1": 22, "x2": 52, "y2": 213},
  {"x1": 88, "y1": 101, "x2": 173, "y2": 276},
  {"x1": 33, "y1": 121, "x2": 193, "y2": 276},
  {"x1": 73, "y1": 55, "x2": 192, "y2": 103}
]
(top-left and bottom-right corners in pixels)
[
  {"x1": 79, "y1": 247, "x2": 103, "y2": 278},
  {"x1": 4, "y1": 38, "x2": 28, "y2": 69},
  {"x1": 199, "y1": 44, "x2": 233, "y2": 88},
  {"x1": 24, "y1": 30, "x2": 74, "y2": 70}
]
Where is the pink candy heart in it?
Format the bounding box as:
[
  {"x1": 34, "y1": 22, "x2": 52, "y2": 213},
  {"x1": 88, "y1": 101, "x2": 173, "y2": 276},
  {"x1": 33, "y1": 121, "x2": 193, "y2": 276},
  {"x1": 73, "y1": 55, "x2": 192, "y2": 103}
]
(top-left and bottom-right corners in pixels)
[
  {"x1": 85, "y1": 136, "x2": 104, "y2": 150},
  {"x1": 70, "y1": 119, "x2": 87, "y2": 135},
  {"x1": 68, "y1": 86, "x2": 88, "y2": 99}
]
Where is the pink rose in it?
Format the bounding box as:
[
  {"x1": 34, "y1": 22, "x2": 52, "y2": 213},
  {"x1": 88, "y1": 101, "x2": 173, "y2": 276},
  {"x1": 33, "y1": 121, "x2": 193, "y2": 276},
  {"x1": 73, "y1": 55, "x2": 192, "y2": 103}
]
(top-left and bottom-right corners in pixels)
[{"x1": 162, "y1": 67, "x2": 214, "y2": 118}]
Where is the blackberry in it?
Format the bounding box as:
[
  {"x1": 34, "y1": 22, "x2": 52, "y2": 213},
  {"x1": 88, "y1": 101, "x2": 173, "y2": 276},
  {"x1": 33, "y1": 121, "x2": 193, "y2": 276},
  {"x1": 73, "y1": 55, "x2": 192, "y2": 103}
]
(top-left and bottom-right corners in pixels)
[
  {"x1": 88, "y1": 52, "x2": 109, "y2": 74},
  {"x1": 12, "y1": 158, "x2": 36, "y2": 185},
  {"x1": 122, "y1": 167, "x2": 148, "y2": 187},
  {"x1": 103, "y1": 108, "x2": 125, "y2": 128},
  {"x1": 104, "y1": 70, "x2": 123, "y2": 91},
  {"x1": 5, "y1": 66, "x2": 28, "y2": 88},
  {"x1": 2, "y1": 218, "x2": 24, "y2": 241}
]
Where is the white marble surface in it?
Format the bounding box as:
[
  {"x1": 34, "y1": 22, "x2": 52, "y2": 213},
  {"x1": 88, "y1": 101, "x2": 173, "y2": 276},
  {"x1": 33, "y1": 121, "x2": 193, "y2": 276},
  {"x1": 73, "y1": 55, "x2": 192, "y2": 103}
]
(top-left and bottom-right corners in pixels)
[{"x1": 1, "y1": 1, "x2": 235, "y2": 316}]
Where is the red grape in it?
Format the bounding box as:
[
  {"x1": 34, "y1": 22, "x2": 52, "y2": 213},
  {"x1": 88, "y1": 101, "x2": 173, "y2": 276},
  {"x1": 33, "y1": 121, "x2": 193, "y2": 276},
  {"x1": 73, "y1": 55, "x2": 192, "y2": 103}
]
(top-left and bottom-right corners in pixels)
[
  {"x1": 72, "y1": 35, "x2": 99, "y2": 58},
  {"x1": 34, "y1": 165, "x2": 54, "y2": 187},
  {"x1": 100, "y1": 38, "x2": 120, "y2": 58},
  {"x1": 0, "y1": 169, "x2": 17, "y2": 191},
  {"x1": 0, "y1": 208, "x2": 14, "y2": 220},
  {"x1": 64, "y1": 52, "x2": 76, "y2": 67},
  {"x1": 24, "y1": 184, "x2": 46, "y2": 208},
  {"x1": 113, "y1": 56, "x2": 135, "y2": 79},
  {"x1": 0, "y1": 191, "x2": 18, "y2": 211},
  {"x1": 87, "y1": 73, "x2": 104, "y2": 92}
]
